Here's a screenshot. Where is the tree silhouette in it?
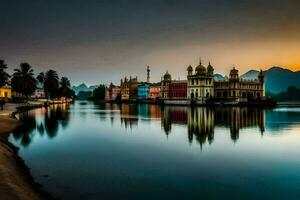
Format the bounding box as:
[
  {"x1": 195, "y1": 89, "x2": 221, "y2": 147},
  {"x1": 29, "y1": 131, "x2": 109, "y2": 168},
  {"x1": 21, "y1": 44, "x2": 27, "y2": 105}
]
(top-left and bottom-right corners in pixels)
[
  {"x1": 44, "y1": 70, "x2": 59, "y2": 99},
  {"x1": 0, "y1": 60, "x2": 10, "y2": 87},
  {"x1": 11, "y1": 63, "x2": 37, "y2": 100}
]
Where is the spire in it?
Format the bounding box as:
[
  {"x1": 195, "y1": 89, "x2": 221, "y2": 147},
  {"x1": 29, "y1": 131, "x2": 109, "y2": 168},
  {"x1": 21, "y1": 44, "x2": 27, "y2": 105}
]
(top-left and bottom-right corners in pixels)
[
  {"x1": 199, "y1": 57, "x2": 202, "y2": 65},
  {"x1": 147, "y1": 65, "x2": 150, "y2": 83}
]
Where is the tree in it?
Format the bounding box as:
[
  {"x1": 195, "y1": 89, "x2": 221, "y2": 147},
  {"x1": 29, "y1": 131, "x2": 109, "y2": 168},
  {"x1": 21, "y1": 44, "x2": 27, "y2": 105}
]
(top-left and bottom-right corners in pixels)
[
  {"x1": 44, "y1": 70, "x2": 59, "y2": 99},
  {"x1": 92, "y1": 85, "x2": 106, "y2": 101},
  {"x1": 59, "y1": 77, "x2": 74, "y2": 98},
  {"x1": 11, "y1": 63, "x2": 37, "y2": 99},
  {"x1": 0, "y1": 60, "x2": 10, "y2": 87}
]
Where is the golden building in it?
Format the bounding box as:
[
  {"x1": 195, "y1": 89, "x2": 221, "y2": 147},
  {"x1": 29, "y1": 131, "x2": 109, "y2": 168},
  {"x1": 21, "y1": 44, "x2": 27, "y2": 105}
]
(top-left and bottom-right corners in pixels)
[
  {"x1": 0, "y1": 86, "x2": 12, "y2": 102},
  {"x1": 120, "y1": 76, "x2": 138, "y2": 100}
]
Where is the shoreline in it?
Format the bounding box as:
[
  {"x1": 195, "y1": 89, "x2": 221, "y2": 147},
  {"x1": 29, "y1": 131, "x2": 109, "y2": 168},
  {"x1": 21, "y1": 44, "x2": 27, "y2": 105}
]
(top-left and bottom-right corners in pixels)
[{"x1": 0, "y1": 103, "x2": 52, "y2": 200}]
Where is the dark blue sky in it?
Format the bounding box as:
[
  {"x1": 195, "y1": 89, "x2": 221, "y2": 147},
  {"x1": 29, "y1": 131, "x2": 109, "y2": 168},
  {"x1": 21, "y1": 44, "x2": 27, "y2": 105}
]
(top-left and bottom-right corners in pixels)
[{"x1": 1, "y1": 0, "x2": 300, "y2": 85}]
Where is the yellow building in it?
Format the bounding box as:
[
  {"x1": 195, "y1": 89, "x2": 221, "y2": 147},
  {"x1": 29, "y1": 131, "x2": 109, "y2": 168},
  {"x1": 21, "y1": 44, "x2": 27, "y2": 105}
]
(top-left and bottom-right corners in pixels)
[{"x1": 0, "y1": 86, "x2": 12, "y2": 102}]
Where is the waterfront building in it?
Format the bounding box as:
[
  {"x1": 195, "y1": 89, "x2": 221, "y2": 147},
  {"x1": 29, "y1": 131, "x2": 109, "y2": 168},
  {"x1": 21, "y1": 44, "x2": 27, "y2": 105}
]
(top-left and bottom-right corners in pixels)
[
  {"x1": 31, "y1": 83, "x2": 45, "y2": 99},
  {"x1": 105, "y1": 83, "x2": 121, "y2": 101},
  {"x1": 120, "y1": 76, "x2": 138, "y2": 100},
  {"x1": 0, "y1": 86, "x2": 12, "y2": 102},
  {"x1": 168, "y1": 80, "x2": 187, "y2": 99},
  {"x1": 187, "y1": 59, "x2": 265, "y2": 103},
  {"x1": 187, "y1": 60, "x2": 214, "y2": 101},
  {"x1": 120, "y1": 77, "x2": 130, "y2": 100},
  {"x1": 149, "y1": 83, "x2": 161, "y2": 100},
  {"x1": 137, "y1": 82, "x2": 149, "y2": 99},
  {"x1": 160, "y1": 71, "x2": 172, "y2": 99},
  {"x1": 214, "y1": 68, "x2": 265, "y2": 100}
]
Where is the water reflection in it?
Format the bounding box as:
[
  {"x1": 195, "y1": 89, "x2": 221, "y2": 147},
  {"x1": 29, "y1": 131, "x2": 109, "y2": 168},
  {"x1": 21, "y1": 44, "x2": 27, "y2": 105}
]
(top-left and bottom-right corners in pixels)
[
  {"x1": 12, "y1": 104, "x2": 71, "y2": 146},
  {"x1": 13, "y1": 102, "x2": 299, "y2": 148}
]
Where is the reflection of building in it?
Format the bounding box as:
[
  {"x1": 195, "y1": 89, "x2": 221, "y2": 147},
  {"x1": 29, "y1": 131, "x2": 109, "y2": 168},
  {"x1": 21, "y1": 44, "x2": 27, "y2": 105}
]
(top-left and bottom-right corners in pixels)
[
  {"x1": 149, "y1": 83, "x2": 161, "y2": 100},
  {"x1": 188, "y1": 108, "x2": 214, "y2": 145},
  {"x1": 214, "y1": 107, "x2": 265, "y2": 141},
  {"x1": 105, "y1": 83, "x2": 120, "y2": 101},
  {"x1": 161, "y1": 106, "x2": 265, "y2": 145},
  {"x1": 120, "y1": 104, "x2": 138, "y2": 129},
  {"x1": 187, "y1": 60, "x2": 265, "y2": 102},
  {"x1": 137, "y1": 82, "x2": 149, "y2": 99},
  {"x1": 0, "y1": 86, "x2": 12, "y2": 102}
]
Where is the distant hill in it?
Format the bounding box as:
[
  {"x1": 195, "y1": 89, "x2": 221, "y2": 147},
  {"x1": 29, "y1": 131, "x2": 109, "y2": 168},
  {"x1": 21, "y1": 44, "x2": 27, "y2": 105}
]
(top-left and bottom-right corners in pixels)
[
  {"x1": 72, "y1": 83, "x2": 98, "y2": 95},
  {"x1": 241, "y1": 67, "x2": 300, "y2": 94}
]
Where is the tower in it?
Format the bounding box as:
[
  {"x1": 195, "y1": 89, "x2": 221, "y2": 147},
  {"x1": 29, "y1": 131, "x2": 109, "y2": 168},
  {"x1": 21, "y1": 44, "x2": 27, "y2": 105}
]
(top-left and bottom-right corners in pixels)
[{"x1": 147, "y1": 66, "x2": 150, "y2": 83}]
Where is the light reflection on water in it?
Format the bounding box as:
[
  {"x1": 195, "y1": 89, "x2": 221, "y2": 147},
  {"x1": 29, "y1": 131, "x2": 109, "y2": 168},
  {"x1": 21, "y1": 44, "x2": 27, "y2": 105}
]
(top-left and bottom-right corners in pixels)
[{"x1": 9, "y1": 101, "x2": 300, "y2": 200}]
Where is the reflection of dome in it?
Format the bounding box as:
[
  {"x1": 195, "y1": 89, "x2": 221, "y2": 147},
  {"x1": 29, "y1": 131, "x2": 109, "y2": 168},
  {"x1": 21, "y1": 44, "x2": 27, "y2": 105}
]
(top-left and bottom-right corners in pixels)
[
  {"x1": 195, "y1": 62, "x2": 206, "y2": 75},
  {"x1": 163, "y1": 71, "x2": 171, "y2": 80},
  {"x1": 187, "y1": 65, "x2": 193, "y2": 72}
]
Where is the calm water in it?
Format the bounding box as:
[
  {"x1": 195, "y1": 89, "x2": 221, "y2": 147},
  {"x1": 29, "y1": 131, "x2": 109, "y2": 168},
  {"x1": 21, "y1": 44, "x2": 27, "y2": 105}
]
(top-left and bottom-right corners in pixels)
[{"x1": 9, "y1": 102, "x2": 300, "y2": 200}]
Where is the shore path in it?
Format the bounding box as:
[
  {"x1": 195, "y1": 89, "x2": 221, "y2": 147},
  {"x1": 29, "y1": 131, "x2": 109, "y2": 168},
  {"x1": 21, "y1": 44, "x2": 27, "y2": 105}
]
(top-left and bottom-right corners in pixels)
[{"x1": 0, "y1": 103, "x2": 44, "y2": 200}]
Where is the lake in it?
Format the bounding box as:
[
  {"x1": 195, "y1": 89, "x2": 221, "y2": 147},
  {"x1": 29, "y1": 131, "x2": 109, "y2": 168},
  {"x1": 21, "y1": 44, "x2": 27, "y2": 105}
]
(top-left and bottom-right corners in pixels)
[{"x1": 9, "y1": 101, "x2": 300, "y2": 200}]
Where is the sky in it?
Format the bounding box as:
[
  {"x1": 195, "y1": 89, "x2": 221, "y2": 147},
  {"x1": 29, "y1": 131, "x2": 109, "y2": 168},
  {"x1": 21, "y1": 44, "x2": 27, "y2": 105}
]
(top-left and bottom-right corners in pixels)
[{"x1": 1, "y1": 0, "x2": 300, "y2": 86}]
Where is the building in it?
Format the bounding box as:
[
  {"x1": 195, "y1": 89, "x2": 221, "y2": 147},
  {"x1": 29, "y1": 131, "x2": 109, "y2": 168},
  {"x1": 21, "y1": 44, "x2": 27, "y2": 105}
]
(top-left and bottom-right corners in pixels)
[
  {"x1": 0, "y1": 86, "x2": 12, "y2": 102},
  {"x1": 149, "y1": 83, "x2": 161, "y2": 100},
  {"x1": 214, "y1": 68, "x2": 265, "y2": 100},
  {"x1": 137, "y1": 82, "x2": 149, "y2": 99},
  {"x1": 31, "y1": 83, "x2": 45, "y2": 99},
  {"x1": 187, "y1": 60, "x2": 214, "y2": 101},
  {"x1": 187, "y1": 59, "x2": 265, "y2": 102},
  {"x1": 105, "y1": 83, "x2": 120, "y2": 101},
  {"x1": 160, "y1": 71, "x2": 172, "y2": 99},
  {"x1": 120, "y1": 77, "x2": 130, "y2": 100},
  {"x1": 168, "y1": 80, "x2": 187, "y2": 99},
  {"x1": 120, "y1": 76, "x2": 138, "y2": 100}
]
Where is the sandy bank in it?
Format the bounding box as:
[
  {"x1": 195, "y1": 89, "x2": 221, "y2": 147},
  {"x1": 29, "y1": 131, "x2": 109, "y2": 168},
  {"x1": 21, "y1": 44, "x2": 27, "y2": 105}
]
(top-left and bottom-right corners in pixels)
[{"x1": 0, "y1": 103, "x2": 46, "y2": 200}]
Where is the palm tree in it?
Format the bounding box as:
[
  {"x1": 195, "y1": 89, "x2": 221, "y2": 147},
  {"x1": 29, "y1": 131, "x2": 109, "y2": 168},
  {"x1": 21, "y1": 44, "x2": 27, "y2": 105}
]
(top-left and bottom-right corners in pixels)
[
  {"x1": 44, "y1": 70, "x2": 59, "y2": 99},
  {"x1": 0, "y1": 60, "x2": 10, "y2": 87},
  {"x1": 36, "y1": 72, "x2": 45, "y2": 84},
  {"x1": 59, "y1": 77, "x2": 75, "y2": 101},
  {"x1": 11, "y1": 63, "x2": 37, "y2": 100}
]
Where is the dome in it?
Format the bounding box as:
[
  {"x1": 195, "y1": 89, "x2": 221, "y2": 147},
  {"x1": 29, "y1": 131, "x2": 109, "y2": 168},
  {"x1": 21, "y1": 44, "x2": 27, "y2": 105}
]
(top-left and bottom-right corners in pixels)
[
  {"x1": 195, "y1": 63, "x2": 206, "y2": 75},
  {"x1": 207, "y1": 62, "x2": 214, "y2": 71},
  {"x1": 163, "y1": 71, "x2": 171, "y2": 80},
  {"x1": 187, "y1": 65, "x2": 193, "y2": 71}
]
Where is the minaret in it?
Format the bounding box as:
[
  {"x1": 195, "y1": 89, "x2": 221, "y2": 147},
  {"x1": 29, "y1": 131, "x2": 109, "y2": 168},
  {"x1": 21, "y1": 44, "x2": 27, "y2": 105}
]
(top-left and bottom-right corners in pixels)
[{"x1": 147, "y1": 66, "x2": 150, "y2": 83}]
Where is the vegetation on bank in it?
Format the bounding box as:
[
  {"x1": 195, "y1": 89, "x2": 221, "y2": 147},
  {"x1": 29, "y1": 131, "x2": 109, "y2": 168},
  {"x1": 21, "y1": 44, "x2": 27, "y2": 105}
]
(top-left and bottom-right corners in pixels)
[
  {"x1": 0, "y1": 59, "x2": 75, "y2": 102},
  {"x1": 267, "y1": 86, "x2": 300, "y2": 101}
]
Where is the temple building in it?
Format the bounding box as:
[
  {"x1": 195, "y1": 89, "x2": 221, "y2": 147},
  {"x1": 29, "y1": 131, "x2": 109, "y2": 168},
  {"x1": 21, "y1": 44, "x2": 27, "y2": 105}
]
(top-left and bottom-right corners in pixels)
[
  {"x1": 160, "y1": 71, "x2": 172, "y2": 99},
  {"x1": 105, "y1": 83, "x2": 121, "y2": 101},
  {"x1": 187, "y1": 60, "x2": 265, "y2": 103}
]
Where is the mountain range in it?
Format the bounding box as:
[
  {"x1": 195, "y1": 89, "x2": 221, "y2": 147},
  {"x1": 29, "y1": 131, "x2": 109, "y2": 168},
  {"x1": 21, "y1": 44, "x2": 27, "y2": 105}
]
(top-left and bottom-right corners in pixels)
[
  {"x1": 71, "y1": 83, "x2": 98, "y2": 95},
  {"x1": 241, "y1": 67, "x2": 300, "y2": 93}
]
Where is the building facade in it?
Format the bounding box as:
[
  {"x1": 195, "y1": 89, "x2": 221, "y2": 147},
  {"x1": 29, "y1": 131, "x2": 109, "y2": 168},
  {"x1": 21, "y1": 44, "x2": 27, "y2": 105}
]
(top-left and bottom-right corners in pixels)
[
  {"x1": 105, "y1": 83, "x2": 121, "y2": 101},
  {"x1": 214, "y1": 68, "x2": 265, "y2": 100},
  {"x1": 168, "y1": 80, "x2": 187, "y2": 99},
  {"x1": 137, "y1": 82, "x2": 149, "y2": 99},
  {"x1": 160, "y1": 71, "x2": 172, "y2": 99},
  {"x1": 120, "y1": 76, "x2": 138, "y2": 100},
  {"x1": 149, "y1": 83, "x2": 161, "y2": 100},
  {"x1": 0, "y1": 86, "x2": 12, "y2": 102},
  {"x1": 187, "y1": 61, "x2": 214, "y2": 100},
  {"x1": 187, "y1": 61, "x2": 265, "y2": 102}
]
